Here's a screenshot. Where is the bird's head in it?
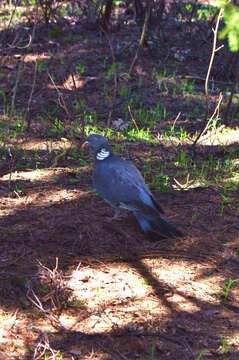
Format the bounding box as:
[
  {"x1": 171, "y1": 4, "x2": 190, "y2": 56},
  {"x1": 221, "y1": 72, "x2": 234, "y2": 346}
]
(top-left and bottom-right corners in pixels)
[{"x1": 82, "y1": 134, "x2": 112, "y2": 160}]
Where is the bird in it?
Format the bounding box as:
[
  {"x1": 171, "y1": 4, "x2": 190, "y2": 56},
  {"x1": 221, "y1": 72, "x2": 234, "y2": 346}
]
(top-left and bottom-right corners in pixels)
[{"x1": 82, "y1": 134, "x2": 183, "y2": 239}]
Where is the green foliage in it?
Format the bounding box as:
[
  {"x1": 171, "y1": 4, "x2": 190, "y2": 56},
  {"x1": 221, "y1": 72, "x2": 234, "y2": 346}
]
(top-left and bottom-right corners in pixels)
[
  {"x1": 163, "y1": 125, "x2": 189, "y2": 141},
  {"x1": 140, "y1": 345, "x2": 157, "y2": 360},
  {"x1": 219, "y1": 192, "x2": 231, "y2": 214},
  {"x1": 130, "y1": 104, "x2": 167, "y2": 129},
  {"x1": 106, "y1": 62, "x2": 120, "y2": 80},
  {"x1": 119, "y1": 84, "x2": 131, "y2": 98},
  {"x1": 44, "y1": 351, "x2": 63, "y2": 360},
  {"x1": 36, "y1": 60, "x2": 48, "y2": 73},
  {"x1": 49, "y1": 118, "x2": 65, "y2": 136},
  {"x1": 151, "y1": 173, "x2": 170, "y2": 192},
  {"x1": 84, "y1": 112, "x2": 97, "y2": 124},
  {"x1": 197, "y1": 5, "x2": 218, "y2": 21},
  {"x1": 66, "y1": 299, "x2": 87, "y2": 309},
  {"x1": 176, "y1": 150, "x2": 190, "y2": 168},
  {"x1": 183, "y1": 3, "x2": 193, "y2": 13},
  {"x1": 113, "y1": 0, "x2": 123, "y2": 5},
  {"x1": 219, "y1": 337, "x2": 232, "y2": 354},
  {"x1": 126, "y1": 128, "x2": 154, "y2": 142},
  {"x1": 76, "y1": 63, "x2": 87, "y2": 76},
  {"x1": 0, "y1": 89, "x2": 9, "y2": 115},
  {"x1": 221, "y1": 278, "x2": 238, "y2": 300},
  {"x1": 49, "y1": 25, "x2": 63, "y2": 39},
  {"x1": 73, "y1": 99, "x2": 86, "y2": 112},
  {"x1": 219, "y1": 2, "x2": 239, "y2": 52},
  {"x1": 181, "y1": 80, "x2": 196, "y2": 94},
  {"x1": 195, "y1": 349, "x2": 210, "y2": 360},
  {"x1": 73, "y1": 99, "x2": 97, "y2": 126}
]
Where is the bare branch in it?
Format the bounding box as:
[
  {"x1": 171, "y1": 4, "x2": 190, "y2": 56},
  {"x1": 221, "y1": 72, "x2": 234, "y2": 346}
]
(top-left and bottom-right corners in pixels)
[{"x1": 192, "y1": 8, "x2": 224, "y2": 151}]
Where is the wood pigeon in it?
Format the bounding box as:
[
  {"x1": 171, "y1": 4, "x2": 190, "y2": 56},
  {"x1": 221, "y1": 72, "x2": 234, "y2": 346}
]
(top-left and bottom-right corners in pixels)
[{"x1": 82, "y1": 134, "x2": 183, "y2": 239}]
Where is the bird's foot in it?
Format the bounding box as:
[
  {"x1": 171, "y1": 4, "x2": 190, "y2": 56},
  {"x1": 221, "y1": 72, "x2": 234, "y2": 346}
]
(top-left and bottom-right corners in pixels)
[{"x1": 110, "y1": 209, "x2": 127, "y2": 221}]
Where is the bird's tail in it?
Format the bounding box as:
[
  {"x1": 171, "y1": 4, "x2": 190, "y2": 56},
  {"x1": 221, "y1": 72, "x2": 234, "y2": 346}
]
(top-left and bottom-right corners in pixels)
[{"x1": 134, "y1": 211, "x2": 183, "y2": 239}]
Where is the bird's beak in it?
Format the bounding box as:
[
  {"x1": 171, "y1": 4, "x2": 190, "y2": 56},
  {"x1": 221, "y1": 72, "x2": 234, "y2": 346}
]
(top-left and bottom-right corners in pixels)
[{"x1": 81, "y1": 141, "x2": 89, "y2": 149}]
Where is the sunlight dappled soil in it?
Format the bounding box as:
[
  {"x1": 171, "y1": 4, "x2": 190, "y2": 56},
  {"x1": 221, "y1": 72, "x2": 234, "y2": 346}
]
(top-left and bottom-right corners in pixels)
[
  {"x1": 0, "y1": 1, "x2": 239, "y2": 356},
  {"x1": 0, "y1": 142, "x2": 239, "y2": 359}
]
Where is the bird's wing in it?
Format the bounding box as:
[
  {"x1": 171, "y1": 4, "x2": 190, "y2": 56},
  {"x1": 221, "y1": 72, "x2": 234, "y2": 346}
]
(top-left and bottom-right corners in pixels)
[
  {"x1": 123, "y1": 160, "x2": 165, "y2": 213},
  {"x1": 94, "y1": 158, "x2": 164, "y2": 214}
]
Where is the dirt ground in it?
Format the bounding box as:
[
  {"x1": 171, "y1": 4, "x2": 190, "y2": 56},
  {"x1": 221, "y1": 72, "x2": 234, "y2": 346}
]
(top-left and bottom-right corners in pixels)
[
  {"x1": 0, "y1": 1, "x2": 239, "y2": 359},
  {"x1": 0, "y1": 137, "x2": 239, "y2": 359}
]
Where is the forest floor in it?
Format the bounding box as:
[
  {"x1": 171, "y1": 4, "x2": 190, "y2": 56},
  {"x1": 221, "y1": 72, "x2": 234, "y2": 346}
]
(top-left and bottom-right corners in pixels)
[{"x1": 0, "y1": 2, "x2": 239, "y2": 359}]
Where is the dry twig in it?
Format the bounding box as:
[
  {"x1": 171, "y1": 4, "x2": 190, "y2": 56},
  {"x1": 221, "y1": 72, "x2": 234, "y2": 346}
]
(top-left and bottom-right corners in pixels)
[
  {"x1": 48, "y1": 72, "x2": 71, "y2": 120},
  {"x1": 11, "y1": 56, "x2": 25, "y2": 114},
  {"x1": 192, "y1": 8, "x2": 224, "y2": 152},
  {"x1": 26, "y1": 61, "x2": 37, "y2": 129},
  {"x1": 128, "y1": 3, "x2": 151, "y2": 76}
]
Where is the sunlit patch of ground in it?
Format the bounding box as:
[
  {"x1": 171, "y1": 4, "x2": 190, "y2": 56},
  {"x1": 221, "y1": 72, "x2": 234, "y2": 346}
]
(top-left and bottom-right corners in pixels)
[
  {"x1": 199, "y1": 127, "x2": 239, "y2": 146},
  {"x1": 0, "y1": 168, "x2": 89, "y2": 219}
]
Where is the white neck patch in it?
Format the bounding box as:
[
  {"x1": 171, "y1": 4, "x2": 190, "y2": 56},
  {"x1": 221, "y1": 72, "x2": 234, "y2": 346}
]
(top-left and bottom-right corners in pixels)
[{"x1": 96, "y1": 148, "x2": 110, "y2": 160}]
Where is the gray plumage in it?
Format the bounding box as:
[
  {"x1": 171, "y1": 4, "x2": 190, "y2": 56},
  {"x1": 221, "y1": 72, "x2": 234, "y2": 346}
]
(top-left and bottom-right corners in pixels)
[{"x1": 83, "y1": 134, "x2": 183, "y2": 239}]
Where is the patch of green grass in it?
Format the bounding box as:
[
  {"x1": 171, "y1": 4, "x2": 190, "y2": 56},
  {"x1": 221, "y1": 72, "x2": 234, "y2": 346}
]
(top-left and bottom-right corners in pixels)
[
  {"x1": 140, "y1": 345, "x2": 157, "y2": 360},
  {"x1": 183, "y1": 3, "x2": 193, "y2": 13},
  {"x1": 125, "y1": 128, "x2": 155, "y2": 142},
  {"x1": 36, "y1": 283, "x2": 50, "y2": 295},
  {"x1": 195, "y1": 349, "x2": 210, "y2": 360},
  {"x1": 70, "y1": 146, "x2": 80, "y2": 161},
  {"x1": 218, "y1": 337, "x2": 232, "y2": 354},
  {"x1": 59, "y1": 57, "x2": 65, "y2": 66},
  {"x1": 0, "y1": 115, "x2": 27, "y2": 144},
  {"x1": 84, "y1": 112, "x2": 98, "y2": 125},
  {"x1": 196, "y1": 5, "x2": 218, "y2": 21},
  {"x1": 49, "y1": 118, "x2": 65, "y2": 136},
  {"x1": 113, "y1": 143, "x2": 126, "y2": 153},
  {"x1": 73, "y1": 99, "x2": 87, "y2": 112},
  {"x1": 36, "y1": 60, "x2": 48, "y2": 73},
  {"x1": 49, "y1": 26, "x2": 63, "y2": 39},
  {"x1": 222, "y1": 174, "x2": 239, "y2": 193},
  {"x1": 219, "y1": 192, "x2": 232, "y2": 215},
  {"x1": 106, "y1": 62, "x2": 120, "y2": 80},
  {"x1": 188, "y1": 108, "x2": 202, "y2": 120},
  {"x1": 0, "y1": 89, "x2": 9, "y2": 115},
  {"x1": 66, "y1": 299, "x2": 87, "y2": 309},
  {"x1": 63, "y1": 33, "x2": 78, "y2": 44},
  {"x1": 181, "y1": 80, "x2": 196, "y2": 94},
  {"x1": 151, "y1": 173, "x2": 170, "y2": 192},
  {"x1": 79, "y1": 158, "x2": 89, "y2": 166},
  {"x1": 175, "y1": 149, "x2": 190, "y2": 168},
  {"x1": 76, "y1": 63, "x2": 87, "y2": 76},
  {"x1": 221, "y1": 278, "x2": 238, "y2": 301},
  {"x1": 44, "y1": 351, "x2": 63, "y2": 360},
  {"x1": 162, "y1": 125, "x2": 189, "y2": 141},
  {"x1": 0, "y1": 10, "x2": 11, "y2": 21},
  {"x1": 84, "y1": 125, "x2": 120, "y2": 140},
  {"x1": 11, "y1": 118, "x2": 26, "y2": 136},
  {"x1": 128, "y1": 103, "x2": 167, "y2": 129},
  {"x1": 191, "y1": 212, "x2": 199, "y2": 223},
  {"x1": 154, "y1": 69, "x2": 179, "y2": 94},
  {"x1": 82, "y1": 125, "x2": 157, "y2": 144},
  {"x1": 72, "y1": 100, "x2": 97, "y2": 126},
  {"x1": 67, "y1": 177, "x2": 79, "y2": 185},
  {"x1": 119, "y1": 84, "x2": 131, "y2": 98},
  {"x1": 172, "y1": 149, "x2": 239, "y2": 192}
]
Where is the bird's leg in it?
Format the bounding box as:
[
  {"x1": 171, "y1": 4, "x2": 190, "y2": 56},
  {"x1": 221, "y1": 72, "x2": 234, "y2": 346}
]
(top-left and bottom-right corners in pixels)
[
  {"x1": 112, "y1": 207, "x2": 126, "y2": 220},
  {"x1": 108, "y1": 207, "x2": 127, "y2": 221}
]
